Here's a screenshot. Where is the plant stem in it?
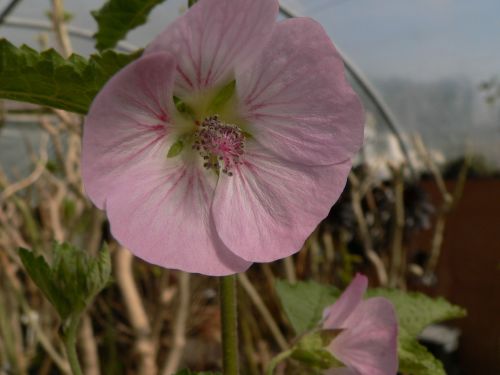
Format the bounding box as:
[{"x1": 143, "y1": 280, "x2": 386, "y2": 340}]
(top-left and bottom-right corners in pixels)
[
  {"x1": 220, "y1": 275, "x2": 239, "y2": 375},
  {"x1": 63, "y1": 316, "x2": 83, "y2": 375},
  {"x1": 266, "y1": 349, "x2": 293, "y2": 375}
]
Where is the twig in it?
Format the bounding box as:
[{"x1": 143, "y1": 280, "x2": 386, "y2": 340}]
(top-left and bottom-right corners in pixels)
[
  {"x1": 321, "y1": 230, "x2": 335, "y2": 280},
  {"x1": 282, "y1": 257, "x2": 297, "y2": 284},
  {"x1": 388, "y1": 165, "x2": 405, "y2": 288},
  {"x1": 240, "y1": 306, "x2": 260, "y2": 375},
  {"x1": 1, "y1": 253, "x2": 69, "y2": 374},
  {"x1": 0, "y1": 134, "x2": 48, "y2": 201},
  {"x1": 40, "y1": 172, "x2": 67, "y2": 242},
  {"x1": 115, "y1": 247, "x2": 157, "y2": 375},
  {"x1": 161, "y1": 272, "x2": 190, "y2": 375},
  {"x1": 427, "y1": 159, "x2": 469, "y2": 274},
  {"x1": 413, "y1": 134, "x2": 451, "y2": 201},
  {"x1": 237, "y1": 273, "x2": 288, "y2": 351},
  {"x1": 51, "y1": 0, "x2": 73, "y2": 57},
  {"x1": 349, "y1": 173, "x2": 388, "y2": 286},
  {"x1": 26, "y1": 311, "x2": 71, "y2": 374},
  {"x1": 79, "y1": 314, "x2": 100, "y2": 375},
  {"x1": 413, "y1": 134, "x2": 469, "y2": 276}
]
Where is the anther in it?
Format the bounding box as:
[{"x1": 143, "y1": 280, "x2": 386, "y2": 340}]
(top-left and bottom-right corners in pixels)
[{"x1": 195, "y1": 115, "x2": 245, "y2": 176}]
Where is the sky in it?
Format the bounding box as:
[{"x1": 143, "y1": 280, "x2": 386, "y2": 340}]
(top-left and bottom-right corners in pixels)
[
  {"x1": 1, "y1": 0, "x2": 498, "y2": 83},
  {"x1": 285, "y1": 0, "x2": 500, "y2": 83}
]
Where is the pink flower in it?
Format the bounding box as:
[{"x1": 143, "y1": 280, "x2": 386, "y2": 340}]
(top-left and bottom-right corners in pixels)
[
  {"x1": 82, "y1": 0, "x2": 364, "y2": 275},
  {"x1": 322, "y1": 274, "x2": 398, "y2": 375}
]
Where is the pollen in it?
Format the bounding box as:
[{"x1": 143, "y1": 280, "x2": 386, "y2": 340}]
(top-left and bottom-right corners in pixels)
[{"x1": 193, "y1": 115, "x2": 245, "y2": 176}]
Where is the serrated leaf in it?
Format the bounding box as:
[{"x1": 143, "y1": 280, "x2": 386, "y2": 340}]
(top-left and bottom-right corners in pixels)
[
  {"x1": 366, "y1": 288, "x2": 467, "y2": 337},
  {"x1": 0, "y1": 39, "x2": 141, "y2": 114},
  {"x1": 275, "y1": 280, "x2": 339, "y2": 335},
  {"x1": 398, "y1": 329, "x2": 446, "y2": 375},
  {"x1": 18, "y1": 248, "x2": 71, "y2": 318},
  {"x1": 18, "y1": 243, "x2": 111, "y2": 320},
  {"x1": 91, "y1": 48, "x2": 143, "y2": 78},
  {"x1": 92, "y1": 0, "x2": 166, "y2": 51}
]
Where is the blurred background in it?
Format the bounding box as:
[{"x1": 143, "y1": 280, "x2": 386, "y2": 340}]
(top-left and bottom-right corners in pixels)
[{"x1": 0, "y1": 0, "x2": 499, "y2": 374}]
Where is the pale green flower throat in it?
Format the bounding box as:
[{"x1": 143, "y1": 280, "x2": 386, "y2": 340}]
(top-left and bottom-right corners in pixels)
[{"x1": 167, "y1": 80, "x2": 250, "y2": 176}]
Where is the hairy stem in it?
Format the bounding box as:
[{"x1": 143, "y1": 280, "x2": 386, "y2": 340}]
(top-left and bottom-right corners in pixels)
[
  {"x1": 162, "y1": 271, "x2": 191, "y2": 375},
  {"x1": 62, "y1": 316, "x2": 83, "y2": 375},
  {"x1": 220, "y1": 275, "x2": 239, "y2": 375}
]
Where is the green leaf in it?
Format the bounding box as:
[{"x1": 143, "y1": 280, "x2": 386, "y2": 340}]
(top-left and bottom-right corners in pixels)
[
  {"x1": 366, "y1": 288, "x2": 467, "y2": 337},
  {"x1": 208, "y1": 80, "x2": 236, "y2": 112},
  {"x1": 18, "y1": 243, "x2": 111, "y2": 320},
  {"x1": 291, "y1": 331, "x2": 341, "y2": 370},
  {"x1": 92, "y1": 0, "x2": 166, "y2": 51},
  {"x1": 275, "y1": 280, "x2": 339, "y2": 335},
  {"x1": 167, "y1": 139, "x2": 184, "y2": 158},
  {"x1": 0, "y1": 39, "x2": 141, "y2": 114},
  {"x1": 18, "y1": 248, "x2": 71, "y2": 318},
  {"x1": 398, "y1": 329, "x2": 446, "y2": 375}
]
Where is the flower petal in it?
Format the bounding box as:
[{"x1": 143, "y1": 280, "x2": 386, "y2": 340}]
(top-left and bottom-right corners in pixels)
[
  {"x1": 105, "y1": 155, "x2": 251, "y2": 275},
  {"x1": 324, "y1": 368, "x2": 358, "y2": 375},
  {"x1": 322, "y1": 274, "x2": 368, "y2": 329},
  {"x1": 237, "y1": 18, "x2": 364, "y2": 166},
  {"x1": 82, "y1": 52, "x2": 250, "y2": 275},
  {"x1": 329, "y1": 298, "x2": 399, "y2": 375},
  {"x1": 82, "y1": 52, "x2": 176, "y2": 209},
  {"x1": 211, "y1": 143, "x2": 351, "y2": 262},
  {"x1": 146, "y1": 0, "x2": 279, "y2": 95}
]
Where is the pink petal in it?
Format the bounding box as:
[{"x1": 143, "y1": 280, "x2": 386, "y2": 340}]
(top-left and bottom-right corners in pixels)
[
  {"x1": 82, "y1": 53, "x2": 250, "y2": 275},
  {"x1": 145, "y1": 0, "x2": 279, "y2": 95},
  {"x1": 82, "y1": 52, "x2": 176, "y2": 209},
  {"x1": 329, "y1": 298, "x2": 399, "y2": 375},
  {"x1": 236, "y1": 18, "x2": 364, "y2": 166},
  {"x1": 211, "y1": 143, "x2": 351, "y2": 262},
  {"x1": 322, "y1": 274, "x2": 368, "y2": 329},
  {"x1": 105, "y1": 156, "x2": 251, "y2": 275},
  {"x1": 324, "y1": 368, "x2": 358, "y2": 375}
]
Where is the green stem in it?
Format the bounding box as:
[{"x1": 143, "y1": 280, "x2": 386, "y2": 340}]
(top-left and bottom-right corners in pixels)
[
  {"x1": 188, "y1": 0, "x2": 197, "y2": 7},
  {"x1": 62, "y1": 315, "x2": 83, "y2": 375},
  {"x1": 266, "y1": 349, "x2": 293, "y2": 375},
  {"x1": 220, "y1": 275, "x2": 239, "y2": 375}
]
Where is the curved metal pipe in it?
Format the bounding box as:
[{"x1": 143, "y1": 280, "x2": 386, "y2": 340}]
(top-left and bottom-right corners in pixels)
[{"x1": 0, "y1": 0, "x2": 22, "y2": 24}]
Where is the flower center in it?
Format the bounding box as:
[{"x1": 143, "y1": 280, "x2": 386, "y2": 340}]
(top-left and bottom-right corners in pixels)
[{"x1": 193, "y1": 115, "x2": 244, "y2": 176}]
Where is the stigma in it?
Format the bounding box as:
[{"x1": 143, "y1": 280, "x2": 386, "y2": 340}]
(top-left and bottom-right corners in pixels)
[{"x1": 193, "y1": 115, "x2": 245, "y2": 176}]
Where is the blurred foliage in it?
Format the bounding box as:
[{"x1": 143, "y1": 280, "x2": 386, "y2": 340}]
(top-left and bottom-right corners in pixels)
[
  {"x1": 92, "y1": 0, "x2": 167, "y2": 51},
  {"x1": 18, "y1": 243, "x2": 111, "y2": 321},
  {"x1": 0, "y1": 39, "x2": 142, "y2": 113}
]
